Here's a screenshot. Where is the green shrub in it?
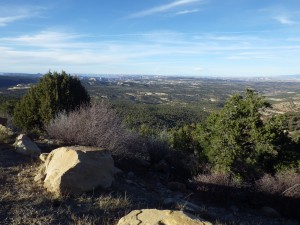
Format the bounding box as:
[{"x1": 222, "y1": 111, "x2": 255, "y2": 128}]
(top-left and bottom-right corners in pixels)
[
  {"x1": 167, "y1": 90, "x2": 300, "y2": 180},
  {"x1": 143, "y1": 137, "x2": 169, "y2": 164},
  {"x1": 13, "y1": 71, "x2": 90, "y2": 131},
  {"x1": 199, "y1": 90, "x2": 297, "y2": 179}
]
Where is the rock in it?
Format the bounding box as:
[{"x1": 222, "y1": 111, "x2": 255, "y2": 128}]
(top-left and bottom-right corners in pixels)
[
  {"x1": 35, "y1": 146, "x2": 115, "y2": 196},
  {"x1": 260, "y1": 207, "x2": 280, "y2": 218},
  {"x1": 13, "y1": 134, "x2": 41, "y2": 157},
  {"x1": 167, "y1": 181, "x2": 187, "y2": 192},
  {"x1": 117, "y1": 209, "x2": 212, "y2": 225},
  {"x1": 39, "y1": 153, "x2": 49, "y2": 162}
]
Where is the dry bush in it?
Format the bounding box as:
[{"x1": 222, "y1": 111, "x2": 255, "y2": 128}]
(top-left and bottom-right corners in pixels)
[
  {"x1": 255, "y1": 170, "x2": 300, "y2": 198},
  {"x1": 0, "y1": 124, "x2": 13, "y2": 143},
  {"x1": 192, "y1": 172, "x2": 241, "y2": 188},
  {"x1": 46, "y1": 101, "x2": 130, "y2": 154}
]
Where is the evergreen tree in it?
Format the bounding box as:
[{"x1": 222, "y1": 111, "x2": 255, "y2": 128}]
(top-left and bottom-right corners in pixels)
[
  {"x1": 196, "y1": 89, "x2": 294, "y2": 179},
  {"x1": 13, "y1": 71, "x2": 90, "y2": 131}
]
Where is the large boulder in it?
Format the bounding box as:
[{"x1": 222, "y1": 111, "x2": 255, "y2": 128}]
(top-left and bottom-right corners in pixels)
[
  {"x1": 13, "y1": 134, "x2": 41, "y2": 157},
  {"x1": 117, "y1": 209, "x2": 212, "y2": 225},
  {"x1": 35, "y1": 146, "x2": 115, "y2": 196}
]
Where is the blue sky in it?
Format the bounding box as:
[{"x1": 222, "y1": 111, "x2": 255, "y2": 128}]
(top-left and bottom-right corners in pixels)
[{"x1": 0, "y1": 0, "x2": 299, "y2": 76}]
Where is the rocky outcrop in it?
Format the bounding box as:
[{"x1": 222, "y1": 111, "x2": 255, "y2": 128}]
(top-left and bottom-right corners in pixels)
[
  {"x1": 35, "y1": 146, "x2": 115, "y2": 196},
  {"x1": 13, "y1": 134, "x2": 41, "y2": 157},
  {"x1": 117, "y1": 209, "x2": 212, "y2": 225}
]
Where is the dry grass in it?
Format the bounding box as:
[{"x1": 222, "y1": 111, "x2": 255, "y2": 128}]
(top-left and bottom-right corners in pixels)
[{"x1": 95, "y1": 193, "x2": 131, "y2": 211}]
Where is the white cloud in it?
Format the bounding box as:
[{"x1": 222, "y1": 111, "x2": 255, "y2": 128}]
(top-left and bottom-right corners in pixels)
[
  {"x1": 0, "y1": 5, "x2": 46, "y2": 27},
  {"x1": 174, "y1": 9, "x2": 199, "y2": 15},
  {"x1": 1, "y1": 30, "x2": 300, "y2": 75},
  {"x1": 274, "y1": 16, "x2": 296, "y2": 25},
  {"x1": 129, "y1": 0, "x2": 204, "y2": 18},
  {"x1": 0, "y1": 15, "x2": 27, "y2": 27}
]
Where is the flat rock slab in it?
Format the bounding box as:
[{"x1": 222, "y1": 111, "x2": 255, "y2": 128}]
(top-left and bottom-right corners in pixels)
[{"x1": 117, "y1": 209, "x2": 212, "y2": 225}]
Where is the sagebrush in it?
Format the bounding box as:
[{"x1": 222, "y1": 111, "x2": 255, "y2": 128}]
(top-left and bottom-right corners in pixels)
[
  {"x1": 46, "y1": 101, "x2": 128, "y2": 153},
  {"x1": 255, "y1": 170, "x2": 300, "y2": 198}
]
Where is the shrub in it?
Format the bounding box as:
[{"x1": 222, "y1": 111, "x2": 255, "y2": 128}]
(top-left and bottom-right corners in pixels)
[
  {"x1": 143, "y1": 137, "x2": 169, "y2": 164},
  {"x1": 169, "y1": 124, "x2": 198, "y2": 154},
  {"x1": 195, "y1": 89, "x2": 296, "y2": 180},
  {"x1": 0, "y1": 125, "x2": 13, "y2": 144},
  {"x1": 255, "y1": 170, "x2": 300, "y2": 198},
  {"x1": 46, "y1": 101, "x2": 128, "y2": 154},
  {"x1": 13, "y1": 71, "x2": 90, "y2": 131},
  {"x1": 192, "y1": 172, "x2": 241, "y2": 188}
]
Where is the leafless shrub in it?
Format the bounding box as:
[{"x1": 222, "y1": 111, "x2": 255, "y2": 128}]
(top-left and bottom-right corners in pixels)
[
  {"x1": 192, "y1": 172, "x2": 241, "y2": 188},
  {"x1": 46, "y1": 101, "x2": 130, "y2": 154},
  {"x1": 255, "y1": 170, "x2": 300, "y2": 198}
]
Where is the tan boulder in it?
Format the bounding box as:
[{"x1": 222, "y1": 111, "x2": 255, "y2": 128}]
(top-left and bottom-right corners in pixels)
[
  {"x1": 35, "y1": 146, "x2": 115, "y2": 196},
  {"x1": 117, "y1": 209, "x2": 212, "y2": 225},
  {"x1": 39, "y1": 153, "x2": 49, "y2": 162},
  {"x1": 13, "y1": 134, "x2": 41, "y2": 157}
]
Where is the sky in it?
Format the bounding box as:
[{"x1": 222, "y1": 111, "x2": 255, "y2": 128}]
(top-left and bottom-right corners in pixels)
[{"x1": 0, "y1": 0, "x2": 300, "y2": 77}]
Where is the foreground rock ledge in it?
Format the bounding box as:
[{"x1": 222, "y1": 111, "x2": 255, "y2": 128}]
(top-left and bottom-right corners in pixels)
[
  {"x1": 117, "y1": 209, "x2": 212, "y2": 225},
  {"x1": 35, "y1": 146, "x2": 115, "y2": 196}
]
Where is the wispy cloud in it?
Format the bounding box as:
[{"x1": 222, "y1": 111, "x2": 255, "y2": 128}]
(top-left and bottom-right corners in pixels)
[
  {"x1": 0, "y1": 5, "x2": 46, "y2": 27},
  {"x1": 0, "y1": 15, "x2": 26, "y2": 27},
  {"x1": 129, "y1": 0, "x2": 204, "y2": 18},
  {"x1": 174, "y1": 9, "x2": 199, "y2": 15},
  {"x1": 4, "y1": 31, "x2": 86, "y2": 48},
  {"x1": 274, "y1": 16, "x2": 296, "y2": 25},
  {"x1": 1, "y1": 30, "x2": 300, "y2": 75}
]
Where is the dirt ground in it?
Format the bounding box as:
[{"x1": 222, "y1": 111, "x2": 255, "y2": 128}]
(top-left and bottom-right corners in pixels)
[{"x1": 1, "y1": 143, "x2": 299, "y2": 225}]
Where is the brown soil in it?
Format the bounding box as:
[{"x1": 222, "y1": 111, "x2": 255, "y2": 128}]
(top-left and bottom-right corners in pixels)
[{"x1": 1, "y1": 142, "x2": 299, "y2": 225}]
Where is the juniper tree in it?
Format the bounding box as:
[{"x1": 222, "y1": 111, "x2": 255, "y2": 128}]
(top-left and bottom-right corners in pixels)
[{"x1": 13, "y1": 71, "x2": 90, "y2": 131}]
